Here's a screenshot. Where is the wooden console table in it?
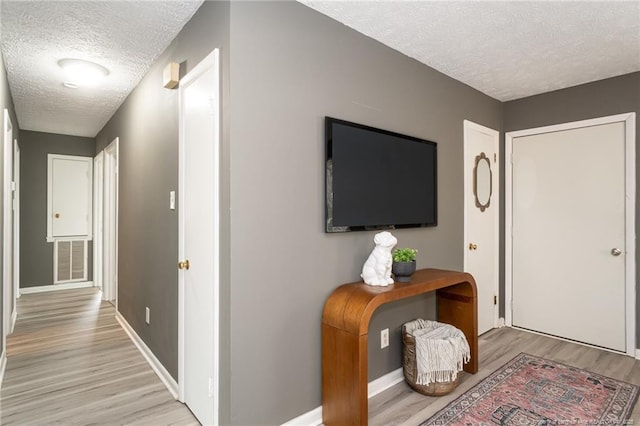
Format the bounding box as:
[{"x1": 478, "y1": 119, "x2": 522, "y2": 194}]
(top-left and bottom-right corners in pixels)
[{"x1": 322, "y1": 268, "x2": 478, "y2": 426}]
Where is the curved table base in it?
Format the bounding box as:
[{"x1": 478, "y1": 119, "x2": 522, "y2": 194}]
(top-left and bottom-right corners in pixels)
[{"x1": 321, "y1": 269, "x2": 478, "y2": 426}]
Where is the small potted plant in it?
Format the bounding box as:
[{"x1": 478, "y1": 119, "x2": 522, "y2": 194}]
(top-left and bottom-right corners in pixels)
[{"x1": 392, "y1": 248, "x2": 418, "y2": 282}]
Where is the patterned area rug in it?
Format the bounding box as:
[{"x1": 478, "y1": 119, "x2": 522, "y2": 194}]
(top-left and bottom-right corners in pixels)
[{"x1": 422, "y1": 353, "x2": 639, "y2": 425}]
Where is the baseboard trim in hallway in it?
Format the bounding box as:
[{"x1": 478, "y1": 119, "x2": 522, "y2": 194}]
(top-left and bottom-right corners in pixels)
[
  {"x1": 0, "y1": 349, "x2": 6, "y2": 387},
  {"x1": 20, "y1": 281, "x2": 94, "y2": 294},
  {"x1": 116, "y1": 311, "x2": 179, "y2": 399}
]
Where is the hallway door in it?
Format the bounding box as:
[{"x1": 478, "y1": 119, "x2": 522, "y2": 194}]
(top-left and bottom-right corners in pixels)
[{"x1": 178, "y1": 49, "x2": 220, "y2": 425}]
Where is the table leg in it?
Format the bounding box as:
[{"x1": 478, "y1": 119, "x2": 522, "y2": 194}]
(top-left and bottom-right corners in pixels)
[
  {"x1": 322, "y1": 324, "x2": 368, "y2": 426},
  {"x1": 436, "y1": 284, "x2": 478, "y2": 373}
]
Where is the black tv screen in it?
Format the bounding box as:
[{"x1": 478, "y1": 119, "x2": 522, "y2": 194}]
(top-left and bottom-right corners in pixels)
[{"x1": 325, "y1": 117, "x2": 437, "y2": 233}]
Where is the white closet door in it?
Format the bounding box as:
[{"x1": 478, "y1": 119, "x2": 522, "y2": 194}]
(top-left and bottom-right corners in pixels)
[
  {"x1": 48, "y1": 154, "x2": 93, "y2": 240},
  {"x1": 511, "y1": 122, "x2": 626, "y2": 352}
]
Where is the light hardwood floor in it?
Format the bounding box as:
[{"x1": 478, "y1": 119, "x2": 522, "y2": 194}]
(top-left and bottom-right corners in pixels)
[
  {"x1": 369, "y1": 327, "x2": 640, "y2": 425},
  {"x1": 0, "y1": 288, "x2": 199, "y2": 425},
  {"x1": 2, "y1": 288, "x2": 638, "y2": 425}
]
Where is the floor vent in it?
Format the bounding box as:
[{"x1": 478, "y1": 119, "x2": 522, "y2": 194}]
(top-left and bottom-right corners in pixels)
[{"x1": 54, "y1": 240, "x2": 87, "y2": 283}]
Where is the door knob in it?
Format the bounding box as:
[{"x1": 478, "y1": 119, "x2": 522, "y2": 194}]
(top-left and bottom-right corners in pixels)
[
  {"x1": 178, "y1": 260, "x2": 190, "y2": 270},
  {"x1": 611, "y1": 248, "x2": 622, "y2": 256},
  {"x1": 468, "y1": 243, "x2": 477, "y2": 251},
  {"x1": 54, "y1": 213, "x2": 60, "y2": 218}
]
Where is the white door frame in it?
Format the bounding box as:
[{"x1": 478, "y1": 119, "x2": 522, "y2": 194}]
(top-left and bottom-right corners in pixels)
[
  {"x1": 463, "y1": 120, "x2": 500, "y2": 331},
  {"x1": 178, "y1": 49, "x2": 220, "y2": 424},
  {"x1": 505, "y1": 112, "x2": 636, "y2": 356},
  {"x1": 93, "y1": 151, "x2": 104, "y2": 292},
  {"x1": 103, "y1": 138, "x2": 119, "y2": 306},
  {"x1": 13, "y1": 139, "x2": 19, "y2": 302},
  {"x1": 3, "y1": 109, "x2": 14, "y2": 340}
]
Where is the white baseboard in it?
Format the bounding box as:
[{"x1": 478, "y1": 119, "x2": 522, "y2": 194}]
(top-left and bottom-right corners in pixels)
[
  {"x1": 497, "y1": 317, "x2": 505, "y2": 328},
  {"x1": 636, "y1": 349, "x2": 640, "y2": 360},
  {"x1": 368, "y1": 367, "x2": 404, "y2": 398},
  {"x1": 10, "y1": 308, "x2": 16, "y2": 333},
  {"x1": 20, "y1": 281, "x2": 94, "y2": 294},
  {"x1": 281, "y1": 405, "x2": 323, "y2": 426},
  {"x1": 115, "y1": 311, "x2": 179, "y2": 399},
  {"x1": 0, "y1": 349, "x2": 6, "y2": 387},
  {"x1": 280, "y1": 367, "x2": 404, "y2": 426}
]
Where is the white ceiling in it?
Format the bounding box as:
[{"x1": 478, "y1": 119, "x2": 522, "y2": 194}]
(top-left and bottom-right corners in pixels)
[
  {"x1": 300, "y1": 1, "x2": 640, "y2": 101},
  {"x1": 1, "y1": 1, "x2": 638, "y2": 138},
  {"x1": 0, "y1": 0, "x2": 204, "y2": 138}
]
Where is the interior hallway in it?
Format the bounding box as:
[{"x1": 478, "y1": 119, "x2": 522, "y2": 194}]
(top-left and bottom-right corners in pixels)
[{"x1": 0, "y1": 288, "x2": 198, "y2": 425}]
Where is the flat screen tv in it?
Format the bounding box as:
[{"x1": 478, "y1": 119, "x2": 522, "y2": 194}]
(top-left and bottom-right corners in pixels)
[{"x1": 325, "y1": 117, "x2": 437, "y2": 233}]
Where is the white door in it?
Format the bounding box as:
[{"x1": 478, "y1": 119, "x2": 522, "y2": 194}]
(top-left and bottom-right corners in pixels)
[
  {"x1": 3, "y1": 109, "x2": 14, "y2": 337},
  {"x1": 103, "y1": 140, "x2": 118, "y2": 304},
  {"x1": 509, "y1": 116, "x2": 634, "y2": 353},
  {"x1": 464, "y1": 121, "x2": 499, "y2": 335},
  {"x1": 47, "y1": 154, "x2": 93, "y2": 240},
  {"x1": 178, "y1": 49, "x2": 220, "y2": 425},
  {"x1": 93, "y1": 152, "x2": 104, "y2": 292}
]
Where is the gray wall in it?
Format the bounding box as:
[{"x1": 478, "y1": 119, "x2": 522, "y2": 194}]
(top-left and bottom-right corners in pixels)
[
  {"x1": 95, "y1": 4, "x2": 231, "y2": 423},
  {"x1": 228, "y1": 2, "x2": 501, "y2": 424},
  {"x1": 19, "y1": 130, "x2": 95, "y2": 288},
  {"x1": 0, "y1": 51, "x2": 18, "y2": 357},
  {"x1": 503, "y1": 71, "x2": 640, "y2": 345}
]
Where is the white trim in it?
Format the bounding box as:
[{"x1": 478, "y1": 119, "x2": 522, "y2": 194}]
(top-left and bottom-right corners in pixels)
[
  {"x1": 93, "y1": 151, "x2": 104, "y2": 292},
  {"x1": 368, "y1": 366, "x2": 404, "y2": 398},
  {"x1": 10, "y1": 308, "x2": 16, "y2": 333},
  {"x1": 13, "y1": 139, "x2": 20, "y2": 300},
  {"x1": 3, "y1": 109, "x2": 13, "y2": 346},
  {"x1": 623, "y1": 113, "x2": 636, "y2": 357},
  {"x1": 635, "y1": 348, "x2": 640, "y2": 360},
  {"x1": 463, "y1": 120, "x2": 500, "y2": 332},
  {"x1": 115, "y1": 311, "x2": 179, "y2": 399},
  {"x1": 280, "y1": 406, "x2": 323, "y2": 426},
  {"x1": 505, "y1": 112, "x2": 636, "y2": 355},
  {"x1": 20, "y1": 281, "x2": 94, "y2": 294},
  {"x1": 497, "y1": 317, "x2": 505, "y2": 328},
  {"x1": 178, "y1": 48, "x2": 221, "y2": 426},
  {"x1": 0, "y1": 350, "x2": 6, "y2": 387},
  {"x1": 280, "y1": 367, "x2": 404, "y2": 426},
  {"x1": 102, "y1": 138, "x2": 119, "y2": 307},
  {"x1": 505, "y1": 129, "x2": 513, "y2": 327}
]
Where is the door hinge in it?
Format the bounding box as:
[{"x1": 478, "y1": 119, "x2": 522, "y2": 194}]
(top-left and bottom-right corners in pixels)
[
  {"x1": 494, "y1": 153, "x2": 497, "y2": 163},
  {"x1": 494, "y1": 295, "x2": 497, "y2": 305}
]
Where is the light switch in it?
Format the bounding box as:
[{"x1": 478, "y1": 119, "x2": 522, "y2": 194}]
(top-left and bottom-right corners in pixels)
[{"x1": 170, "y1": 191, "x2": 176, "y2": 210}]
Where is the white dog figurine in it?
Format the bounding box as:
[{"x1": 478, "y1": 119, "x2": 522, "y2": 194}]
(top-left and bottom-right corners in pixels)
[{"x1": 361, "y1": 231, "x2": 397, "y2": 286}]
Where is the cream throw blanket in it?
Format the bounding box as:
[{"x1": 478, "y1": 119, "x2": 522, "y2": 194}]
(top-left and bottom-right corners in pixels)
[{"x1": 404, "y1": 319, "x2": 470, "y2": 386}]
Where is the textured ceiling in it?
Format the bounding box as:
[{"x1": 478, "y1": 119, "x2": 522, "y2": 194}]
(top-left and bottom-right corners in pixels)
[
  {"x1": 300, "y1": 1, "x2": 640, "y2": 101},
  {"x1": 0, "y1": 0, "x2": 204, "y2": 137}
]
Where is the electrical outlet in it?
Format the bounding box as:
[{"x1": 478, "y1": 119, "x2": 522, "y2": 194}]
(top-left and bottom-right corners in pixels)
[
  {"x1": 145, "y1": 307, "x2": 150, "y2": 324},
  {"x1": 380, "y1": 328, "x2": 389, "y2": 349}
]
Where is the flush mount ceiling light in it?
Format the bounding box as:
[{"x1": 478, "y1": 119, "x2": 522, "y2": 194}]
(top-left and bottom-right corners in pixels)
[{"x1": 58, "y1": 58, "x2": 110, "y2": 88}]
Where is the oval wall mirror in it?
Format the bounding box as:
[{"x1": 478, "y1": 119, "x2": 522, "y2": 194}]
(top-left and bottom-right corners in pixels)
[{"x1": 474, "y1": 152, "x2": 492, "y2": 212}]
